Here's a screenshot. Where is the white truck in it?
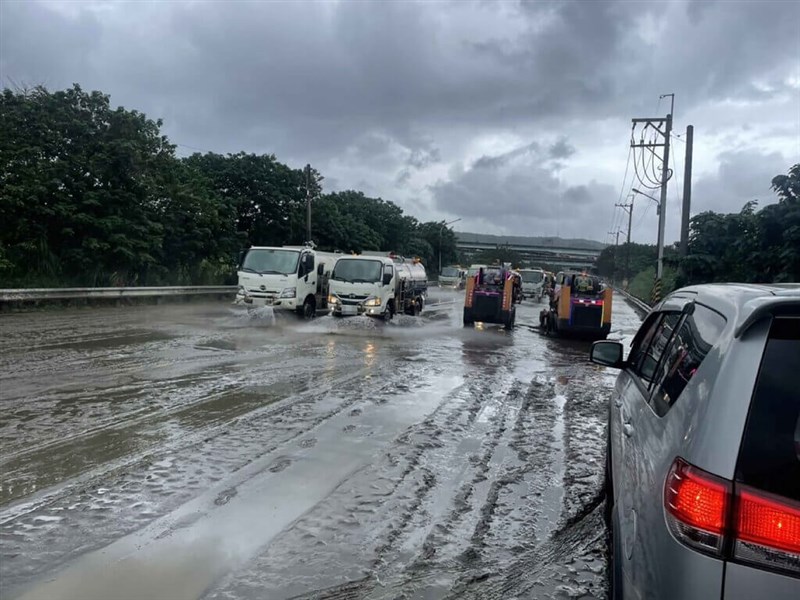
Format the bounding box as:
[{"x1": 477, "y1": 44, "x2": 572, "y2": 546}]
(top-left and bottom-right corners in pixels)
[
  {"x1": 235, "y1": 244, "x2": 340, "y2": 318},
  {"x1": 328, "y1": 253, "x2": 427, "y2": 321},
  {"x1": 438, "y1": 265, "x2": 467, "y2": 289},
  {"x1": 518, "y1": 267, "x2": 546, "y2": 302}
]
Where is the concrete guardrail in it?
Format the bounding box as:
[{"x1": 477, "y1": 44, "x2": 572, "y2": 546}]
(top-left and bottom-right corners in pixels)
[{"x1": 0, "y1": 286, "x2": 237, "y2": 307}]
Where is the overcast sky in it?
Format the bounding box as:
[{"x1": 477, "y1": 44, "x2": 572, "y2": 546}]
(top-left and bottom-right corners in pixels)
[{"x1": 2, "y1": 0, "x2": 799, "y2": 244}]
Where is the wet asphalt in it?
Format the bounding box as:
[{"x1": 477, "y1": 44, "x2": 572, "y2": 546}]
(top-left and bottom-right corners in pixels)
[{"x1": 0, "y1": 290, "x2": 642, "y2": 600}]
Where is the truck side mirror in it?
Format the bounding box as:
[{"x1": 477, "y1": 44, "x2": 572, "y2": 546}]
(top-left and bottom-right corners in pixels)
[
  {"x1": 383, "y1": 273, "x2": 392, "y2": 286},
  {"x1": 238, "y1": 250, "x2": 246, "y2": 268},
  {"x1": 317, "y1": 263, "x2": 324, "y2": 276}
]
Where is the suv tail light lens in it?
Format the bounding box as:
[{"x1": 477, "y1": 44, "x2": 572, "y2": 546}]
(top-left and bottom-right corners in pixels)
[
  {"x1": 734, "y1": 486, "x2": 800, "y2": 573},
  {"x1": 665, "y1": 458, "x2": 730, "y2": 554},
  {"x1": 664, "y1": 458, "x2": 800, "y2": 576}
]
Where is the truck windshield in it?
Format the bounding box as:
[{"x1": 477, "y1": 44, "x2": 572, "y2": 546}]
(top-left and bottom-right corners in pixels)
[
  {"x1": 521, "y1": 271, "x2": 543, "y2": 283},
  {"x1": 441, "y1": 267, "x2": 459, "y2": 277},
  {"x1": 332, "y1": 259, "x2": 383, "y2": 283},
  {"x1": 468, "y1": 266, "x2": 484, "y2": 277},
  {"x1": 241, "y1": 249, "x2": 299, "y2": 275}
]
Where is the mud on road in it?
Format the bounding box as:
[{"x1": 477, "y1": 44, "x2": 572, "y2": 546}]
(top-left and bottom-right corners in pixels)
[{"x1": 0, "y1": 290, "x2": 642, "y2": 600}]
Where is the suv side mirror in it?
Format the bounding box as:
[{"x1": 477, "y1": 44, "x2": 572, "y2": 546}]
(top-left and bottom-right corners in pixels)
[
  {"x1": 590, "y1": 341, "x2": 624, "y2": 368},
  {"x1": 383, "y1": 273, "x2": 392, "y2": 286}
]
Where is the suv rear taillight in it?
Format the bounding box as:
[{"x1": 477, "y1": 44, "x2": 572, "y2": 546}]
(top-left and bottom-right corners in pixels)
[
  {"x1": 734, "y1": 486, "x2": 800, "y2": 573},
  {"x1": 665, "y1": 458, "x2": 730, "y2": 554},
  {"x1": 664, "y1": 457, "x2": 800, "y2": 576}
]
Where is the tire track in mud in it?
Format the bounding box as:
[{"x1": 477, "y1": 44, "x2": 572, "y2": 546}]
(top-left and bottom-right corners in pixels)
[
  {"x1": 274, "y1": 327, "x2": 615, "y2": 600},
  {"x1": 202, "y1": 356, "x2": 515, "y2": 600},
  {"x1": 0, "y1": 353, "x2": 423, "y2": 590},
  {"x1": 205, "y1": 341, "x2": 547, "y2": 600}
]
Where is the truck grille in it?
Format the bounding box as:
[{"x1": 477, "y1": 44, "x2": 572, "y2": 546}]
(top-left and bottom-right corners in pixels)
[
  {"x1": 339, "y1": 294, "x2": 369, "y2": 306},
  {"x1": 571, "y1": 305, "x2": 602, "y2": 328}
]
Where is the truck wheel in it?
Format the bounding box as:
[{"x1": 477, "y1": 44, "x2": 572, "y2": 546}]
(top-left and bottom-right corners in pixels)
[
  {"x1": 463, "y1": 308, "x2": 474, "y2": 326},
  {"x1": 505, "y1": 308, "x2": 516, "y2": 330},
  {"x1": 298, "y1": 298, "x2": 315, "y2": 320},
  {"x1": 383, "y1": 302, "x2": 394, "y2": 322}
]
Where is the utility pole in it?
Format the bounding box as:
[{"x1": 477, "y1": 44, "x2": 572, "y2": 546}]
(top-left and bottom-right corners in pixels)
[
  {"x1": 305, "y1": 164, "x2": 312, "y2": 243},
  {"x1": 631, "y1": 94, "x2": 672, "y2": 303},
  {"x1": 607, "y1": 229, "x2": 621, "y2": 284},
  {"x1": 615, "y1": 195, "x2": 634, "y2": 288},
  {"x1": 657, "y1": 113, "x2": 672, "y2": 296},
  {"x1": 679, "y1": 125, "x2": 694, "y2": 257}
]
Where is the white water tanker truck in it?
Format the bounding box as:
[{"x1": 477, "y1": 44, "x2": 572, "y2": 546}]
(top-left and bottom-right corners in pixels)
[
  {"x1": 234, "y1": 244, "x2": 340, "y2": 318},
  {"x1": 328, "y1": 252, "x2": 427, "y2": 321}
]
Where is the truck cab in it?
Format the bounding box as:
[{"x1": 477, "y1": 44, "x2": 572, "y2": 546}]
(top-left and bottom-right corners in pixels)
[
  {"x1": 328, "y1": 253, "x2": 427, "y2": 321},
  {"x1": 235, "y1": 245, "x2": 338, "y2": 318},
  {"x1": 518, "y1": 268, "x2": 546, "y2": 302},
  {"x1": 439, "y1": 265, "x2": 466, "y2": 289}
]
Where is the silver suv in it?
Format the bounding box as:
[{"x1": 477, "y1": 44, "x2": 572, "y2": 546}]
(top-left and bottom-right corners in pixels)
[{"x1": 590, "y1": 284, "x2": 800, "y2": 599}]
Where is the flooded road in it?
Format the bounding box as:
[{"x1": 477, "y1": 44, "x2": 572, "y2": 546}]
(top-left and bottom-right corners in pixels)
[{"x1": 0, "y1": 290, "x2": 642, "y2": 599}]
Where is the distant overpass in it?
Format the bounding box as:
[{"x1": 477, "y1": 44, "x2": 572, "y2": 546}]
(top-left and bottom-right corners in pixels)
[{"x1": 455, "y1": 235, "x2": 605, "y2": 271}]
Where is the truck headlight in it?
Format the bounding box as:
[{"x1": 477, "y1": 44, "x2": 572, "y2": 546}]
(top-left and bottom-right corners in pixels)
[
  {"x1": 280, "y1": 287, "x2": 296, "y2": 298},
  {"x1": 364, "y1": 296, "x2": 381, "y2": 307},
  {"x1": 328, "y1": 294, "x2": 339, "y2": 305}
]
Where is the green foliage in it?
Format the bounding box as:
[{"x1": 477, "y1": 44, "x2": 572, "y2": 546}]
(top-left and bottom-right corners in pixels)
[
  {"x1": 679, "y1": 164, "x2": 800, "y2": 285},
  {"x1": 1, "y1": 85, "x2": 170, "y2": 285},
  {"x1": 0, "y1": 85, "x2": 460, "y2": 286},
  {"x1": 629, "y1": 265, "x2": 678, "y2": 302},
  {"x1": 615, "y1": 164, "x2": 800, "y2": 302}
]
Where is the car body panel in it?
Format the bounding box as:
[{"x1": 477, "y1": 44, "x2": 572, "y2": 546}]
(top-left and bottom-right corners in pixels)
[
  {"x1": 724, "y1": 561, "x2": 800, "y2": 600},
  {"x1": 606, "y1": 284, "x2": 800, "y2": 600}
]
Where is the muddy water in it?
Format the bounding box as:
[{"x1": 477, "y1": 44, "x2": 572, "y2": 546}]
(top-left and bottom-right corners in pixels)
[{"x1": 0, "y1": 291, "x2": 642, "y2": 599}]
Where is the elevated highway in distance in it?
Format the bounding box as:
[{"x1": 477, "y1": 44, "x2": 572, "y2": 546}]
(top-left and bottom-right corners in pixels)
[{"x1": 455, "y1": 233, "x2": 606, "y2": 271}]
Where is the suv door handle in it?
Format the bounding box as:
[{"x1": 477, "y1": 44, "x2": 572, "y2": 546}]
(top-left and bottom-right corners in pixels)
[{"x1": 623, "y1": 423, "x2": 635, "y2": 438}]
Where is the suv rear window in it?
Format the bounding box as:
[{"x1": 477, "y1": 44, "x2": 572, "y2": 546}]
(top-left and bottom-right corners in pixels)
[{"x1": 736, "y1": 317, "x2": 800, "y2": 501}]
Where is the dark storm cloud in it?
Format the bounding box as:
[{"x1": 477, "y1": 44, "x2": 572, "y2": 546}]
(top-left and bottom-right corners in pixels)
[
  {"x1": 549, "y1": 138, "x2": 576, "y2": 160},
  {"x1": 1, "y1": 0, "x2": 797, "y2": 237},
  {"x1": 432, "y1": 140, "x2": 616, "y2": 237},
  {"x1": 692, "y1": 149, "x2": 790, "y2": 214}
]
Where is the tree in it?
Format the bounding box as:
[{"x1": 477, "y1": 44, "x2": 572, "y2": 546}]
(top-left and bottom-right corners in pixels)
[
  {"x1": 0, "y1": 85, "x2": 171, "y2": 285},
  {"x1": 183, "y1": 152, "x2": 310, "y2": 249}
]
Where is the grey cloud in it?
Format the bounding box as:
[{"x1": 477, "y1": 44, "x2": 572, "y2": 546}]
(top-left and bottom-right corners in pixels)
[
  {"x1": 549, "y1": 138, "x2": 576, "y2": 160},
  {"x1": 692, "y1": 149, "x2": 789, "y2": 214},
  {"x1": 1, "y1": 0, "x2": 797, "y2": 238},
  {"x1": 473, "y1": 142, "x2": 540, "y2": 170},
  {"x1": 407, "y1": 146, "x2": 441, "y2": 170},
  {"x1": 432, "y1": 142, "x2": 615, "y2": 237},
  {"x1": 0, "y1": 2, "x2": 101, "y2": 88}
]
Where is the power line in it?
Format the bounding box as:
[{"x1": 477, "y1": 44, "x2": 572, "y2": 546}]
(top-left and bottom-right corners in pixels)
[
  {"x1": 176, "y1": 142, "x2": 216, "y2": 154},
  {"x1": 610, "y1": 146, "x2": 633, "y2": 243}
]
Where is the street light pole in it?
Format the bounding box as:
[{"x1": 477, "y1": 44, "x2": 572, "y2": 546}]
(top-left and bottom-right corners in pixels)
[{"x1": 439, "y1": 218, "x2": 462, "y2": 274}]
